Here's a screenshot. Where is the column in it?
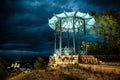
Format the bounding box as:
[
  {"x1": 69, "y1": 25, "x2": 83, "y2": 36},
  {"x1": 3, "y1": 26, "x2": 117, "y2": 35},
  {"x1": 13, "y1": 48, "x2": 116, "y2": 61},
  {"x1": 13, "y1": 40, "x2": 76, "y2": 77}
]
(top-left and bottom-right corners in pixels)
[
  {"x1": 73, "y1": 17, "x2": 76, "y2": 54},
  {"x1": 59, "y1": 19, "x2": 62, "y2": 55},
  {"x1": 78, "y1": 28, "x2": 80, "y2": 53},
  {"x1": 54, "y1": 25, "x2": 56, "y2": 53},
  {"x1": 67, "y1": 29, "x2": 70, "y2": 49},
  {"x1": 83, "y1": 19, "x2": 87, "y2": 55}
]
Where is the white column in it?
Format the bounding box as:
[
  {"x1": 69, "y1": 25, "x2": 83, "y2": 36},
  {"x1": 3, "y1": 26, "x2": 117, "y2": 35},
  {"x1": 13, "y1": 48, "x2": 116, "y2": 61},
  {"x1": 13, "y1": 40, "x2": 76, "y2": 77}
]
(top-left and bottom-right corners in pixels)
[
  {"x1": 54, "y1": 25, "x2": 56, "y2": 53},
  {"x1": 78, "y1": 28, "x2": 80, "y2": 53},
  {"x1": 67, "y1": 29, "x2": 70, "y2": 49},
  {"x1": 73, "y1": 17, "x2": 76, "y2": 54},
  {"x1": 59, "y1": 19, "x2": 62, "y2": 55},
  {"x1": 83, "y1": 20, "x2": 87, "y2": 55}
]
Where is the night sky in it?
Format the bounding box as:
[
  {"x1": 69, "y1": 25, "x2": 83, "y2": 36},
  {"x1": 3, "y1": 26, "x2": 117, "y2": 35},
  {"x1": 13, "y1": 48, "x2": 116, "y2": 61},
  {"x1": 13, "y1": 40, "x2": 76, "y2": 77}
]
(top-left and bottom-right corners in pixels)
[{"x1": 0, "y1": 0, "x2": 120, "y2": 58}]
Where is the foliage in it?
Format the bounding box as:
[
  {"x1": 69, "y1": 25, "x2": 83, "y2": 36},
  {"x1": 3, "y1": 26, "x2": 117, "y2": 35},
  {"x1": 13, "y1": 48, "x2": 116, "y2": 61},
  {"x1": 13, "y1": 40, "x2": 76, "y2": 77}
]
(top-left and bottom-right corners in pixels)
[
  {"x1": 87, "y1": 42, "x2": 102, "y2": 55},
  {"x1": 8, "y1": 70, "x2": 86, "y2": 80},
  {"x1": 81, "y1": 42, "x2": 104, "y2": 55},
  {"x1": 90, "y1": 10, "x2": 120, "y2": 54},
  {"x1": 0, "y1": 58, "x2": 9, "y2": 80},
  {"x1": 34, "y1": 57, "x2": 47, "y2": 69},
  {"x1": 8, "y1": 67, "x2": 120, "y2": 80},
  {"x1": 94, "y1": 55, "x2": 120, "y2": 62}
]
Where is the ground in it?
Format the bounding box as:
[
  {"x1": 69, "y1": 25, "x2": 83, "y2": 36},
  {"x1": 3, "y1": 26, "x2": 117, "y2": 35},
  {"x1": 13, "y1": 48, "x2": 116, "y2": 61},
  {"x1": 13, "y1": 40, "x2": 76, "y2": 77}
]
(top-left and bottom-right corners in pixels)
[{"x1": 8, "y1": 63, "x2": 120, "y2": 80}]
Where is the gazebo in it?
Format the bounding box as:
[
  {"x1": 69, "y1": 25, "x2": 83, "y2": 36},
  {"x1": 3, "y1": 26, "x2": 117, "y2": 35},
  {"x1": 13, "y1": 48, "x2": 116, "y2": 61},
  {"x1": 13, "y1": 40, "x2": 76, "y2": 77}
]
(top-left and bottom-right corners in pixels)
[{"x1": 48, "y1": 10, "x2": 95, "y2": 56}]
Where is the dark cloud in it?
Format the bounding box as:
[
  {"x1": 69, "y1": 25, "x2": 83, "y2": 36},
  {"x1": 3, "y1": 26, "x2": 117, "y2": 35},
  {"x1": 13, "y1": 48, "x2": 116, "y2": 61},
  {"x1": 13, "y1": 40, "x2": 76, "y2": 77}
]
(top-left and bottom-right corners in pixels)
[
  {"x1": 0, "y1": 49, "x2": 53, "y2": 59},
  {"x1": 1, "y1": 43, "x2": 30, "y2": 48},
  {"x1": 0, "y1": 0, "x2": 120, "y2": 58},
  {"x1": 0, "y1": 50, "x2": 40, "y2": 59},
  {"x1": 82, "y1": 0, "x2": 120, "y2": 12}
]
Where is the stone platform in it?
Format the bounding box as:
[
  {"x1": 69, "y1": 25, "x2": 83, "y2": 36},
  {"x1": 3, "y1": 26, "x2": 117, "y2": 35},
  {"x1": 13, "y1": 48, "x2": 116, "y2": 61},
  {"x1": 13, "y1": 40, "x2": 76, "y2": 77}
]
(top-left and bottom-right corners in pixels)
[{"x1": 48, "y1": 55, "x2": 102, "y2": 69}]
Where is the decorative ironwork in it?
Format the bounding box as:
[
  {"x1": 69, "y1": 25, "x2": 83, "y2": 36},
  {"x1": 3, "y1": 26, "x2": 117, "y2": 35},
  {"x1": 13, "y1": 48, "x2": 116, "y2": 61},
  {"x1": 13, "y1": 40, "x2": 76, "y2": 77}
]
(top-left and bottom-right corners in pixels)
[{"x1": 48, "y1": 10, "x2": 95, "y2": 56}]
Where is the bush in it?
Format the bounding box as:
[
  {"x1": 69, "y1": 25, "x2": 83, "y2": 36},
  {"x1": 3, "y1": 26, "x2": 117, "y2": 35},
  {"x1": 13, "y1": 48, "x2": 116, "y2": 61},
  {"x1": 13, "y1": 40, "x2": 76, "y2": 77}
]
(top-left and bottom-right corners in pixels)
[
  {"x1": 34, "y1": 57, "x2": 46, "y2": 69},
  {"x1": 0, "y1": 59, "x2": 9, "y2": 80}
]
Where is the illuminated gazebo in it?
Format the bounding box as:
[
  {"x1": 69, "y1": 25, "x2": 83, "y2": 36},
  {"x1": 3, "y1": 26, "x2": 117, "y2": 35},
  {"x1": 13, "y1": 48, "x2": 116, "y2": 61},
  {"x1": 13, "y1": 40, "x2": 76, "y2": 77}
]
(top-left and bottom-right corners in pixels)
[{"x1": 48, "y1": 10, "x2": 95, "y2": 56}]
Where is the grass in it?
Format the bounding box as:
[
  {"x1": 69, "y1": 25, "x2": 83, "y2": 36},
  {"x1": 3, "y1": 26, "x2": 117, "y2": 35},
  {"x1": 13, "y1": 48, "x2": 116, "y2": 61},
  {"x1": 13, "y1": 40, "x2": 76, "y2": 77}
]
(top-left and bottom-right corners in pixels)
[
  {"x1": 8, "y1": 65, "x2": 120, "y2": 80},
  {"x1": 7, "y1": 56, "x2": 120, "y2": 80},
  {"x1": 8, "y1": 69, "x2": 85, "y2": 80}
]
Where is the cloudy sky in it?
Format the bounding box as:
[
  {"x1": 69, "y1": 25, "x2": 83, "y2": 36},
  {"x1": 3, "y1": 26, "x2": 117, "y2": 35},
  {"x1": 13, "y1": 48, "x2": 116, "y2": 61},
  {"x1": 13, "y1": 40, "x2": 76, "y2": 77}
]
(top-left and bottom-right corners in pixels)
[{"x1": 0, "y1": 0, "x2": 120, "y2": 58}]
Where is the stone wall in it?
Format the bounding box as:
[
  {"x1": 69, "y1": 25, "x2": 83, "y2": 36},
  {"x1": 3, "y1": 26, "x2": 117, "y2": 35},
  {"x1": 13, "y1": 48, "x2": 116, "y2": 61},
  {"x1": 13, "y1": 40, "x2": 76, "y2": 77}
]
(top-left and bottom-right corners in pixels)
[
  {"x1": 79, "y1": 55, "x2": 100, "y2": 64},
  {"x1": 48, "y1": 55, "x2": 101, "y2": 69},
  {"x1": 48, "y1": 55, "x2": 79, "y2": 69}
]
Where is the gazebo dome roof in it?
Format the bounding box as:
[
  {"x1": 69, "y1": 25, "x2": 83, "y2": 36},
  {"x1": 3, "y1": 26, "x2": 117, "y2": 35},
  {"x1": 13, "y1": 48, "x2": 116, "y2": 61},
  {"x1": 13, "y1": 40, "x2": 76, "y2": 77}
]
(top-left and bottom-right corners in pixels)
[{"x1": 48, "y1": 11, "x2": 95, "y2": 32}]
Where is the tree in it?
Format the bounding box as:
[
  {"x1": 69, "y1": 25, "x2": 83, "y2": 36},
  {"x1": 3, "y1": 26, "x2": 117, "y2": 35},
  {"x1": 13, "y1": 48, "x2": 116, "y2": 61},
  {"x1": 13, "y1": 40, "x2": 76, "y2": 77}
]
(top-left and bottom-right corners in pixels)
[
  {"x1": 81, "y1": 42, "x2": 103, "y2": 55},
  {"x1": 91, "y1": 10, "x2": 120, "y2": 54},
  {"x1": 34, "y1": 57, "x2": 45, "y2": 69},
  {"x1": 0, "y1": 58, "x2": 8, "y2": 80}
]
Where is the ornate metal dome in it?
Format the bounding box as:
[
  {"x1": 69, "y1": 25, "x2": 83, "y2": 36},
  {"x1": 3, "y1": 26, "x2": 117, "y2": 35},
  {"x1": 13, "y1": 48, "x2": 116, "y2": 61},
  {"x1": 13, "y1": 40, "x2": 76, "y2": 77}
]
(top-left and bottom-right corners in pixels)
[{"x1": 48, "y1": 11, "x2": 95, "y2": 32}]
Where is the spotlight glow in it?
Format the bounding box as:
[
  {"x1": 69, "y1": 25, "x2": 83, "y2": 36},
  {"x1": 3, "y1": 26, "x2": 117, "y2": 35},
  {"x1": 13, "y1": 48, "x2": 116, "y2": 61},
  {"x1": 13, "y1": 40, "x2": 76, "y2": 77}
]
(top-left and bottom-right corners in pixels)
[{"x1": 49, "y1": 11, "x2": 95, "y2": 32}]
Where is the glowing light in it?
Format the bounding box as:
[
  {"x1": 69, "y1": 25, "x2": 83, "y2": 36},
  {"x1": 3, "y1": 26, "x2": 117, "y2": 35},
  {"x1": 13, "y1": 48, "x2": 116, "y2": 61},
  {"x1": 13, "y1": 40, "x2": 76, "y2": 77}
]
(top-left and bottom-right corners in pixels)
[
  {"x1": 48, "y1": 11, "x2": 95, "y2": 32},
  {"x1": 48, "y1": 11, "x2": 96, "y2": 56}
]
